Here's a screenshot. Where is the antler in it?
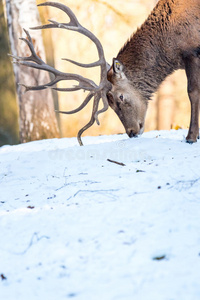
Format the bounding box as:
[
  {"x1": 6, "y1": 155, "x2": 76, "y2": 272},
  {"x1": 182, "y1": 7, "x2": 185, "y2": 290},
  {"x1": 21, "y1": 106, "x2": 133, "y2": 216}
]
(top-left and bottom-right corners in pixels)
[{"x1": 10, "y1": 1, "x2": 112, "y2": 145}]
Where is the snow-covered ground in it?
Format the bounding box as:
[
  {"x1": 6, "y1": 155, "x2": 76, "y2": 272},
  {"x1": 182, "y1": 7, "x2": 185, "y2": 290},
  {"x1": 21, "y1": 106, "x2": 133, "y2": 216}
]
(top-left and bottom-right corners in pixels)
[{"x1": 0, "y1": 129, "x2": 200, "y2": 300}]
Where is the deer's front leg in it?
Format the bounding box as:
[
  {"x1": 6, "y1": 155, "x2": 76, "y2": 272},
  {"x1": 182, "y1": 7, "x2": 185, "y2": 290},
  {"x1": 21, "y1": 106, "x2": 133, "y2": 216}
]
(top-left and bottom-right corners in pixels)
[{"x1": 184, "y1": 55, "x2": 200, "y2": 143}]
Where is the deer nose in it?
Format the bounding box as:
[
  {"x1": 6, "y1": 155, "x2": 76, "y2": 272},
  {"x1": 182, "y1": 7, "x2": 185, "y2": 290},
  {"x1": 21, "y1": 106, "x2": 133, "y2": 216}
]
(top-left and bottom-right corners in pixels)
[{"x1": 128, "y1": 130, "x2": 138, "y2": 138}]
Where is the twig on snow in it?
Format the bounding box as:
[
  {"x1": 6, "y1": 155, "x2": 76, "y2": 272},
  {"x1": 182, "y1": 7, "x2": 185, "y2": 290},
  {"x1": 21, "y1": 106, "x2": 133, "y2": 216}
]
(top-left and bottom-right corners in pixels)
[{"x1": 107, "y1": 159, "x2": 126, "y2": 166}]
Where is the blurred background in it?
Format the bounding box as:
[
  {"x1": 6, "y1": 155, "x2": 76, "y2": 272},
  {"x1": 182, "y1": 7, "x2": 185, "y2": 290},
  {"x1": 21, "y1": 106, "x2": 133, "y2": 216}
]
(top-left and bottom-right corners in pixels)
[{"x1": 0, "y1": 0, "x2": 190, "y2": 146}]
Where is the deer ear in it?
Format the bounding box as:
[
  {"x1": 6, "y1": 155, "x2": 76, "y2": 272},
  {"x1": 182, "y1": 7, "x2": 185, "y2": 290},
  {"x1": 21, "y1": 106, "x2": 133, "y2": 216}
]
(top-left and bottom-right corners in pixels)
[{"x1": 113, "y1": 58, "x2": 124, "y2": 74}]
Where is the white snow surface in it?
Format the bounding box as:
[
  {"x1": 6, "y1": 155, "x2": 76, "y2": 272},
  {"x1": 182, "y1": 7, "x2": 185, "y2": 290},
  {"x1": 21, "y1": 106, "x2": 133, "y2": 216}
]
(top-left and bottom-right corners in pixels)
[{"x1": 0, "y1": 129, "x2": 200, "y2": 300}]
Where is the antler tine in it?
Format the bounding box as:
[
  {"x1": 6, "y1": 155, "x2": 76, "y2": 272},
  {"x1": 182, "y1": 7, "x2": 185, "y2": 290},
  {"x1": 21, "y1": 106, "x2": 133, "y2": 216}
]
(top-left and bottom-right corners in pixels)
[
  {"x1": 56, "y1": 91, "x2": 104, "y2": 146},
  {"x1": 94, "y1": 91, "x2": 109, "y2": 125},
  {"x1": 62, "y1": 58, "x2": 102, "y2": 69},
  {"x1": 18, "y1": 83, "x2": 49, "y2": 93},
  {"x1": 30, "y1": 2, "x2": 80, "y2": 31},
  {"x1": 77, "y1": 94, "x2": 101, "y2": 146},
  {"x1": 13, "y1": 28, "x2": 98, "y2": 93},
  {"x1": 21, "y1": 29, "x2": 45, "y2": 64},
  {"x1": 8, "y1": 53, "x2": 31, "y2": 62},
  {"x1": 9, "y1": 29, "x2": 45, "y2": 65},
  {"x1": 15, "y1": 59, "x2": 98, "y2": 92},
  {"x1": 56, "y1": 92, "x2": 94, "y2": 115},
  {"x1": 23, "y1": 28, "x2": 34, "y2": 44},
  {"x1": 31, "y1": 2, "x2": 106, "y2": 70},
  {"x1": 51, "y1": 85, "x2": 95, "y2": 92},
  {"x1": 51, "y1": 86, "x2": 82, "y2": 92},
  {"x1": 38, "y1": 2, "x2": 79, "y2": 27}
]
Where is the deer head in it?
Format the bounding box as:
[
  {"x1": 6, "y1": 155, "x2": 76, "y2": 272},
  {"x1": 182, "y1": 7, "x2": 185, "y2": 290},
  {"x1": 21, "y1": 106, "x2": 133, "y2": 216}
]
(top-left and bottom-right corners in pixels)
[
  {"x1": 10, "y1": 2, "x2": 147, "y2": 145},
  {"x1": 107, "y1": 59, "x2": 148, "y2": 137}
]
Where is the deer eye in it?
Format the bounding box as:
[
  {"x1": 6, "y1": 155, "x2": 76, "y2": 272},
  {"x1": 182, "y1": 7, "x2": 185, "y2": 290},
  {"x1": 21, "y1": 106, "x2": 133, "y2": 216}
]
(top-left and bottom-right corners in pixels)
[{"x1": 119, "y1": 94, "x2": 124, "y2": 101}]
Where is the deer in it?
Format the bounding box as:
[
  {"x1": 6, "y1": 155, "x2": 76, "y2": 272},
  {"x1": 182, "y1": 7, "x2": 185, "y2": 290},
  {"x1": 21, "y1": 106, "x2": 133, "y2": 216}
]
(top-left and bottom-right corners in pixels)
[{"x1": 10, "y1": 0, "x2": 200, "y2": 145}]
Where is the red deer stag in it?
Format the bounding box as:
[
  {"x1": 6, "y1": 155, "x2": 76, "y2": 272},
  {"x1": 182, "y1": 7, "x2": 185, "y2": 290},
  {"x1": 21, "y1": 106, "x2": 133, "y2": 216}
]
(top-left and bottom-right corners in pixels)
[{"x1": 11, "y1": 0, "x2": 200, "y2": 145}]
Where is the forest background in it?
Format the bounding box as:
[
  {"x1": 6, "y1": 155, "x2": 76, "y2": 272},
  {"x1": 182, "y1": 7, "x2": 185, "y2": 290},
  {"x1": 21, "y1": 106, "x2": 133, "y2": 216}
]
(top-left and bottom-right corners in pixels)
[{"x1": 0, "y1": 0, "x2": 190, "y2": 146}]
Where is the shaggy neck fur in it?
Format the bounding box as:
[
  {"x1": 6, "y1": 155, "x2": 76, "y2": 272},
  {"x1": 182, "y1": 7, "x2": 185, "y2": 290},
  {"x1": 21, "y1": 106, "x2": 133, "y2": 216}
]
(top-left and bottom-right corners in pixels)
[{"x1": 117, "y1": 0, "x2": 184, "y2": 100}]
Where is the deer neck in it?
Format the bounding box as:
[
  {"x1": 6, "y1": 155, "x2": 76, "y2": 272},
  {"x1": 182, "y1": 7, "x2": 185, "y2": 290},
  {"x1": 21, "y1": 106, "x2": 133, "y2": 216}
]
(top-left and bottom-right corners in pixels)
[{"x1": 117, "y1": 10, "x2": 183, "y2": 100}]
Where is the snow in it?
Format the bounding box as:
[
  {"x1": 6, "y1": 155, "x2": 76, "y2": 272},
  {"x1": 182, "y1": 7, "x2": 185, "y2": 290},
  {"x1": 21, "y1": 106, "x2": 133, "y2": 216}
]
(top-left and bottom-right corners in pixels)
[{"x1": 0, "y1": 129, "x2": 200, "y2": 300}]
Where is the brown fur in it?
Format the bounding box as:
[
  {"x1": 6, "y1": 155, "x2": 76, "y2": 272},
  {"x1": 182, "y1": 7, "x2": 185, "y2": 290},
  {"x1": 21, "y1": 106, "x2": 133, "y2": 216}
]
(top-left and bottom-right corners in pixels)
[{"x1": 107, "y1": 0, "x2": 200, "y2": 142}]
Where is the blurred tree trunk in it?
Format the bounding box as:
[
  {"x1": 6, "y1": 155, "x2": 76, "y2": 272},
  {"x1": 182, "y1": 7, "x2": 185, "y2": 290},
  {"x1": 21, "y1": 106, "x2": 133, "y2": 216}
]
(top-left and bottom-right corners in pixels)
[
  {"x1": 0, "y1": 0, "x2": 18, "y2": 146},
  {"x1": 37, "y1": 2, "x2": 61, "y2": 135},
  {"x1": 157, "y1": 76, "x2": 175, "y2": 130},
  {"x1": 4, "y1": 0, "x2": 59, "y2": 143}
]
